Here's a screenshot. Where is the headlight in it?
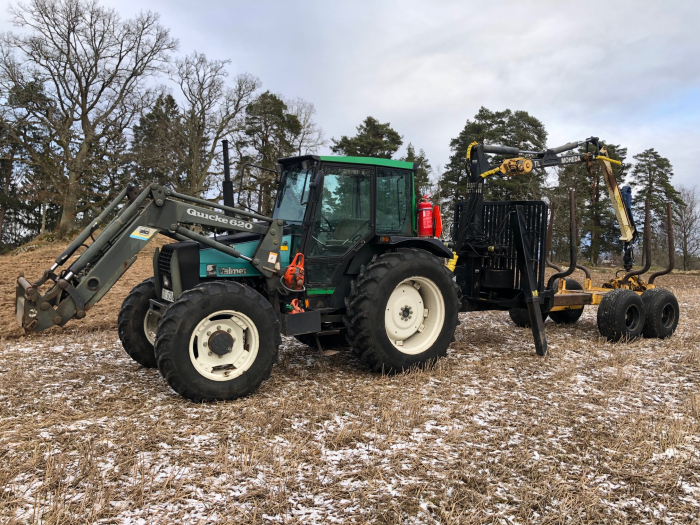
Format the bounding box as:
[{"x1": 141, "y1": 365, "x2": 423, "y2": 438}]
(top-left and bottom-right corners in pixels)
[{"x1": 163, "y1": 275, "x2": 171, "y2": 288}]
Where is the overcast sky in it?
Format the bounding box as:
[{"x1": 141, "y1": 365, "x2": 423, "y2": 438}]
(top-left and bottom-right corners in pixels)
[{"x1": 2, "y1": 0, "x2": 699, "y2": 187}]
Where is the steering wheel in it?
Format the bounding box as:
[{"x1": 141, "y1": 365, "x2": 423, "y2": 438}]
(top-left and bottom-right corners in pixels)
[
  {"x1": 341, "y1": 220, "x2": 369, "y2": 246},
  {"x1": 321, "y1": 215, "x2": 333, "y2": 231}
]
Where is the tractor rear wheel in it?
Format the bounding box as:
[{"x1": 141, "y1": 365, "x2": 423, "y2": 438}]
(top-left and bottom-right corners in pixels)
[
  {"x1": 154, "y1": 281, "x2": 280, "y2": 402},
  {"x1": 597, "y1": 289, "x2": 645, "y2": 342},
  {"x1": 344, "y1": 249, "x2": 460, "y2": 372},
  {"x1": 118, "y1": 278, "x2": 159, "y2": 368},
  {"x1": 548, "y1": 278, "x2": 585, "y2": 324},
  {"x1": 641, "y1": 288, "x2": 679, "y2": 339}
]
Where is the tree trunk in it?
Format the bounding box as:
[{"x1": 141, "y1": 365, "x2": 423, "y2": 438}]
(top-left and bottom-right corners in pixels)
[
  {"x1": 58, "y1": 173, "x2": 80, "y2": 237},
  {"x1": 41, "y1": 201, "x2": 47, "y2": 235}
]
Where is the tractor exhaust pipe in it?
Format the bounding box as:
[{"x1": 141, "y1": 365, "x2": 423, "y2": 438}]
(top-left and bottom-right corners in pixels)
[{"x1": 222, "y1": 140, "x2": 235, "y2": 216}]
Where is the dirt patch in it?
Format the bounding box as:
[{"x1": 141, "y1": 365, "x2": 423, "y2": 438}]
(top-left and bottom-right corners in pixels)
[
  {"x1": 0, "y1": 241, "x2": 699, "y2": 523},
  {"x1": 0, "y1": 236, "x2": 170, "y2": 339}
]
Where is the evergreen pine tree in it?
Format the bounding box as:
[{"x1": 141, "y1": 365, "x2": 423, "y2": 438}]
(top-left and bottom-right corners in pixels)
[
  {"x1": 331, "y1": 117, "x2": 402, "y2": 158},
  {"x1": 402, "y1": 143, "x2": 432, "y2": 203}
]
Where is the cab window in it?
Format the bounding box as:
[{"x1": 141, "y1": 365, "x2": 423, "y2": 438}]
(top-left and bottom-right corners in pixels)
[{"x1": 376, "y1": 167, "x2": 412, "y2": 235}]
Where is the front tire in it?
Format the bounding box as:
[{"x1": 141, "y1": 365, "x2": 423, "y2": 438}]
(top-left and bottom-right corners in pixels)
[
  {"x1": 344, "y1": 249, "x2": 460, "y2": 372},
  {"x1": 154, "y1": 282, "x2": 280, "y2": 402},
  {"x1": 118, "y1": 278, "x2": 159, "y2": 368},
  {"x1": 641, "y1": 288, "x2": 679, "y2": 339},
  {"x1": 597, "y1": 289, "x2": 645, "y2": 342}
]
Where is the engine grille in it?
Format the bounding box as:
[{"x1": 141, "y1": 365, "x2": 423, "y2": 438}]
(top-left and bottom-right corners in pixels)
[{"x1": 158, "y1": 247, "x2": 173, "y2": 280}]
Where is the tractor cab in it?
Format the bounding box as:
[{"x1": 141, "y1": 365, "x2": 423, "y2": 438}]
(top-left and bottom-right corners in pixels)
[{"x1": 272, "y1": 156, "x2": 451, "y2": 308}]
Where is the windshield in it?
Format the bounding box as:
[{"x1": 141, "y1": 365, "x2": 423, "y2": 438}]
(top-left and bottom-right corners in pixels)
[{"x1": 273, "y1": 164, "x2": 313, "y2": 222}]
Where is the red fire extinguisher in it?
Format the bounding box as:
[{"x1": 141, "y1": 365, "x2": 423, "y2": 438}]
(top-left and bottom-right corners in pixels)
[
  {"x1": 418, "y1": 195, "x2": 434, "y2": 237},
  {"x1": 417, "y1": 194, "x2": 443, "y2": 238}
]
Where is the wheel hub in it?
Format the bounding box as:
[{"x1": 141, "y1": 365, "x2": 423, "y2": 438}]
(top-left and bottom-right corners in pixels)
[
  {"x1": 208, "y1": 330, "x2": 235, "y2": 355},
  {"x1": 189, "y1": 311, "x2": 259, "y2": 381},
  {"x1": 383, "y1": 276, "x2": 446, "y2": 355}
]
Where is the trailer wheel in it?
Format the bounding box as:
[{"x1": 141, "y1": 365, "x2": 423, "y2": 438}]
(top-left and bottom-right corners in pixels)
[
  {"x1": 597, "y1": 289, "x2": 645, "y2": 342},
  {"x1": 641, "y1": 288, "x2": 679, "y2": 339},
  {"x1": 154, "y1": 281, "x2": 280, "y2": 402},
  {"x1": 548, "y1": 278, "x2": 585, "y2": 324},
  {"x1": 508, "y1": 307, "x2": 548, "y2": 328},
  {"x1": 344, "y1": 249, "x2": 460, "y2": 372},
  {"x1": 118, "y1": 278, "x2": 159, "y2": 368},
  {"x1": 295, "y1": 331, "x2": 348, "y2": 349}
]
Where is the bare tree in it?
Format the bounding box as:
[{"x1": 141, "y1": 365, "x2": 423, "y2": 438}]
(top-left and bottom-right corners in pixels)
[
  {"x1": 285, "y1": 97, "x2": 325, "y2": 156},
  {"x1": 0, "y1": 0, "x2": 177, "y2": 235},
  {"x1": 172, "y1": 52, "x2": 260, "y2": 198},
  {"x1": 674, "y1": 185, "x2": 700, "y2": 271}
]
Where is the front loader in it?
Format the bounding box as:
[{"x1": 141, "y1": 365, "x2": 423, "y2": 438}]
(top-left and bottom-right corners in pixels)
[{"x1": 17, "y1": 147, "x2": 460, "y2": 401}]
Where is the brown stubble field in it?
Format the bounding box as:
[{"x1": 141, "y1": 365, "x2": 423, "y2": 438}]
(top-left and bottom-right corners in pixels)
[{"x1": 1, "y1": 241, "x2": 699, "y2": 523}]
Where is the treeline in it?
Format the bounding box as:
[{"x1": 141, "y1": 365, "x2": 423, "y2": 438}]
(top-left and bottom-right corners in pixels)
[{"x1": 0, "y1": 0, "x2": 698, "y2": 270}]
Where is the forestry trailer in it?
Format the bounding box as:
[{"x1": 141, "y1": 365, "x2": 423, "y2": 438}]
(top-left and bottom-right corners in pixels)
[{"x1": 15, "y1": 138, "x2": 678, "y2": 402}]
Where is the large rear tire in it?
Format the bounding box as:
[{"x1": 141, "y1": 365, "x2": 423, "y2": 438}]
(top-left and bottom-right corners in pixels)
[
  {"x1": 154, "y1": 281, "x2": 280, "y2": 402},
  {"x1": 597, "y1": 289, "x2": 645, "y2": 342},
  {"x1": 344, "y1": 249, "x2": 460, "y2": 372},
  {"x1": 118, "y1": 278, "x2": 159, "y2": 368},
  {"x1": 641, "y1": 288, "x2": 679, "y2": 339}
]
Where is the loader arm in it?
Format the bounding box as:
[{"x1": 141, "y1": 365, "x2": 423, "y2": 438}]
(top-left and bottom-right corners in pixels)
[{"x1": 16, "y1": 184, "x2": 285, "y2": 333}]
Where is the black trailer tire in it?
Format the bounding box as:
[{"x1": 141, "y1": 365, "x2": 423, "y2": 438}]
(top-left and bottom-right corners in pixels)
[
  {"x1": 154, "y1": 281, "x2": 280, "y2": 402},
  {"x1": 118, "y1": 278, "x2": 159, "y2": 368},
  {"x1": 295, "y1": 331, "x2": 348, "y2": 349},
  {"x1": 344, "y1": 249, "x2": 460, "y2": 373},
  {"x1": 597, "y1": 289, "x2": 645, "y2": 342},
  {"x1": 508, "y1": 307, "x2": 548, "y2": 328},
  {"x1": 548, "y1": 278, "x2": 585, "y2": 324},
  {"x1": 641, "y1": 288, "x2": 679, "y2": 339}
]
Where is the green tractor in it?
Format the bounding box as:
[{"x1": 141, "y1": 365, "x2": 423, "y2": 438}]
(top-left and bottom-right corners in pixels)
[{"x1": 16, "y1": 147, "x2": 459, "y2": 401}]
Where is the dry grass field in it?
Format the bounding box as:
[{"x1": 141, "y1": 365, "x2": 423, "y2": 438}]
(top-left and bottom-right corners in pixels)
[{"x1": 1, "y1": 240, "x2": 700, "y2": 523}]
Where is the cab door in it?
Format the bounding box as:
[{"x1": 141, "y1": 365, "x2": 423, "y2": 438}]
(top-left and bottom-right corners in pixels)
[{"x1": 302, "y1": 164, "x2": 374, "y2": 286}]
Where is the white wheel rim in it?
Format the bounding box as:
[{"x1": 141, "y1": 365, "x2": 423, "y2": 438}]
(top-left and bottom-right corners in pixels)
[
  {"x1": 188, "y1": 310, "x2": 259, "y2": 381},
  {"x1": 384, "y1": 276, "x2": 445, "y2": 355},
  {"x1": 143, "y1": 310, "x2": 158, "y2": 346}
]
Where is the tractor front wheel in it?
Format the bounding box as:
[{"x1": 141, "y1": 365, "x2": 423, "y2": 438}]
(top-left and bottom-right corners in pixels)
[
  {"x1": 344, "y1": 249, "x2": 460, "y2": 372},
  {"x1": 154, "y1": 281, "x2": 280, "y2": 402},
  {"x1": 118, "y1": 278, "x2": 159, "y2": 368}
]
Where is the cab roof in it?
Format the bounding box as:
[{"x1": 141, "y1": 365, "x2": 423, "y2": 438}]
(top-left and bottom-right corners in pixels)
[{"x1": 279, "y1": 155, "x2": 415, "y2": 170}]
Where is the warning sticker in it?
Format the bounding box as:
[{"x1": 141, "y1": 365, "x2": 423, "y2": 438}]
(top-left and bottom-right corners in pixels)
[
  {"x1": 130, "y1": 226, "x2": 158, "y2": 241},
  {"x1": 267, "y1": 252, "x2": 278, "y2": 264}
]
